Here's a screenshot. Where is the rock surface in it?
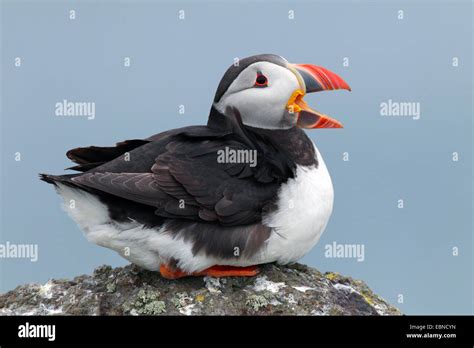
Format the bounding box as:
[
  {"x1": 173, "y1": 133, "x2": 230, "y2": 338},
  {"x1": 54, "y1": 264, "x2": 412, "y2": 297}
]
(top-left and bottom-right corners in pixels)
[{"x1": 0, "y1": 263, "x2": 401, "y2": 315}]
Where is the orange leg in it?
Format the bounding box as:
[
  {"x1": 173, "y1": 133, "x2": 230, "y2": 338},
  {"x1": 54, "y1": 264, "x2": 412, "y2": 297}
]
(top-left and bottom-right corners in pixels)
[
  {"x1": 159, "y1": 264, "x2": 189, "y2": 280},
  {"x1": 160, "y1": 263, "x2": 259, "y2": 279},
  {"x1": 196, "y1": 265, "x2": 260, "y2": 277}
]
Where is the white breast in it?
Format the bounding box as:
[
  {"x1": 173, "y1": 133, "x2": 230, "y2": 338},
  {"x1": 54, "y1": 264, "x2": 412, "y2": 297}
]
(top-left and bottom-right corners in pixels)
[{"x1": 260, "y1": 144, "x2": 334, "y2": 264}]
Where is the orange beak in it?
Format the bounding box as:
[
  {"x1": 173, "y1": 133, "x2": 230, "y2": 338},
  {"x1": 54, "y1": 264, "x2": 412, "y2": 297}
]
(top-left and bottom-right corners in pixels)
[{"x1": 287, "y1": 64, "x2": 351, "y2": 129}]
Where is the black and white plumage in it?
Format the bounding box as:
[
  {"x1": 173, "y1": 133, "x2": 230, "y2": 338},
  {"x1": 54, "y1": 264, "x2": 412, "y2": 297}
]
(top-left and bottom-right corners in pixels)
[{"x1": 40, "y1": 54, "x2": 350, "y2": 276}]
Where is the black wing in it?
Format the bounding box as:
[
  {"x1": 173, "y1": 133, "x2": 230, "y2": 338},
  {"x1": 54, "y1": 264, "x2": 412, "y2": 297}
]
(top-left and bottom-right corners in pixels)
[{"x1": 71, "y1": 109, "x2": 296, "y2": 226}]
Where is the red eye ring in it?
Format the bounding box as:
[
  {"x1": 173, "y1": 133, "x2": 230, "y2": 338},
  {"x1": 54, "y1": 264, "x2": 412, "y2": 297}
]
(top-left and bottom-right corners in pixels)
[{"x1": 255, "y1": 73, "x2": 268, "y2": 87}]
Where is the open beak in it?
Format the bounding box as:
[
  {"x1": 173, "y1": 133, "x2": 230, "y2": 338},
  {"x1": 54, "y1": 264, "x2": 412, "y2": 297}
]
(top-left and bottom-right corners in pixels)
[{"x1": 287, "y1": 64, "x2": 351, "y2": 129}]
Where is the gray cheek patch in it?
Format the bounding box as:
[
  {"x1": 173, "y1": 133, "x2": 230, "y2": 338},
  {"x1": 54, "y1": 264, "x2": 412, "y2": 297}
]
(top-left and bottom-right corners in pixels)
[{"x1": 279, "y1": 110, "x2": 298, "y2": 129}]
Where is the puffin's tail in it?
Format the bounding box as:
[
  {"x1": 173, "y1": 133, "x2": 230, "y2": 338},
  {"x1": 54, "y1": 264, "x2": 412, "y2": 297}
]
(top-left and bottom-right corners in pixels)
[{"x1": 39, "y1": 173, "x2": 82, "y2": 187}]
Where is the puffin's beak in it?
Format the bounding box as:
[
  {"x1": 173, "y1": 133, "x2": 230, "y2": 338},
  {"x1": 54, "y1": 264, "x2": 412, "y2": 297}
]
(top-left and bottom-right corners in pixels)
[{"x1": 287, "y1": 64, "x2": 351, "y2": 129}]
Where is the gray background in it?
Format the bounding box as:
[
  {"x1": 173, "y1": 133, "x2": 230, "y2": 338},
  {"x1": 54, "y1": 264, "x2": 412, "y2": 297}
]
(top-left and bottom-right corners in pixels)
[{"x1": 1, "y1": 0, "x2": 472, "y2": 314}]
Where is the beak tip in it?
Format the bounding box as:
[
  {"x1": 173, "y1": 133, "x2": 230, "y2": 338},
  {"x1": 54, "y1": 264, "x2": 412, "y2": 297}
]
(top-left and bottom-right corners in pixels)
[{"x1": 342, "y1": 83, "x2": 351, "y2": 92}]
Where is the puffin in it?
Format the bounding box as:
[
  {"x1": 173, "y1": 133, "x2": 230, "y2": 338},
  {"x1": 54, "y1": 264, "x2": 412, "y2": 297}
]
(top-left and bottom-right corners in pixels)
[{"x1": 40, "y1": 54, "x2": 350, "y2": 279}]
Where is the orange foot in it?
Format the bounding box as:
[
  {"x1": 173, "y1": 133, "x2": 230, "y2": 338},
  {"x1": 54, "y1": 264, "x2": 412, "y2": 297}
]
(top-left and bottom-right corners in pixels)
[{"x1": 160, "y1": 264, "x2": 259, "y2": 279}]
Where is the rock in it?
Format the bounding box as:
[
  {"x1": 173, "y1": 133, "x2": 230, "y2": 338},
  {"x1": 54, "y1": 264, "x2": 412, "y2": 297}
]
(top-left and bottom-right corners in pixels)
[{"x1": 0, "y1": 263, "x2": 401, "y2": 315}]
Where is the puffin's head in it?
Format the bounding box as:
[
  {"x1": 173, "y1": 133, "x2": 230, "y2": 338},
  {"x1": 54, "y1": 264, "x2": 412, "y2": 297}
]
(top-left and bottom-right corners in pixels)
[{"x1": 213, "y1": 54, "x2": 350, "y2": 130}]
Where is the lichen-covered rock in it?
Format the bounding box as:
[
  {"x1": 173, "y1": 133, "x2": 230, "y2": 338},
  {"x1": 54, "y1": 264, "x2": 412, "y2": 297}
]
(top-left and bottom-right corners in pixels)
[{"x1": 0, "y1": 263, "x2": 401, "y2": 316}]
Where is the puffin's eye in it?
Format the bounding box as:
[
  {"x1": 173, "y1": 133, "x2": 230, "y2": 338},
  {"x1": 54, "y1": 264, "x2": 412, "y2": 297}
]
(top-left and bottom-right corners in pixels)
[{"x1": 255, "y1": 74, "x2": 268, "y2": 87}]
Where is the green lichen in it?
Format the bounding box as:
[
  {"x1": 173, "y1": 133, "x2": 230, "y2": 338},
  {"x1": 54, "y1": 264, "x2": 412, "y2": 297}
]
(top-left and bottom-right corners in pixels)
[
  {"x1": 325, "y1": 272, "x2": 339, "y2": 281},
  {"x1": 351, "y1": 280, "x2": 377, "y2": 306},
  {"x1": 359, "y1": 290, "x2": 375, "y2": 306},
  {"x1": 106, "y1": 282, "x2": 116, "y2": 293},
  {"x1": 141, "y1": 300, "x2": 166, "y2": 315},
  {"x1": 246, "y1": 294, "x2": 269, "y2": 311},
  {"x1": 172, "y1": 292, "x2": 192, "y2": 309},
  {"x1": 122, "y1": 289, "x2": 166, "y2": 315},
  {"x1": 325, "y1": 272, "x2": 353, "y2": 285}
]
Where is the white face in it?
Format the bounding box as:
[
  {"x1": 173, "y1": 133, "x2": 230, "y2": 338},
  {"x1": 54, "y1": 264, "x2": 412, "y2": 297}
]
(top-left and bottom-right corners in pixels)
[{"x1": 214, "y1": 62, "x2": 302, "y2": 130}]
